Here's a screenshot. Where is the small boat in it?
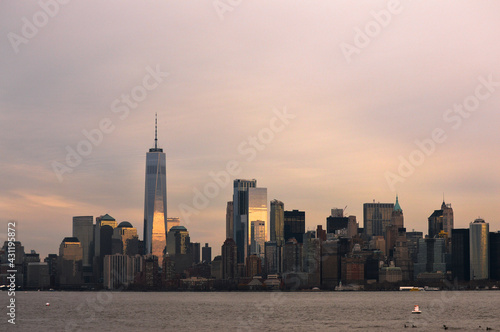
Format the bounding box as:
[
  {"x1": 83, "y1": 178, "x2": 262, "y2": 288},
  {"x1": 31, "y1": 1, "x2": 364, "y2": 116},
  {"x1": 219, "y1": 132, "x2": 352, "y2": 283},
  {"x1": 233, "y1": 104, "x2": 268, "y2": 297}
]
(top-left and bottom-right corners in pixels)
[{"x1": 412, "y1": 305, "x2": 421, "y2": 314}]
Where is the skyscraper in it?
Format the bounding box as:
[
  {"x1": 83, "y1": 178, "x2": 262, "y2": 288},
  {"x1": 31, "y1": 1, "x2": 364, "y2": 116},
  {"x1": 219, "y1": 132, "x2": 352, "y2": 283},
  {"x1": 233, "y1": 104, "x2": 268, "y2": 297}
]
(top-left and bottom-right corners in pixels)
[
  {"x1": 363, "y1": 202, "x2": 394, "y2": 237},
  {"x1": 72, "y1": 216, "x2": 94, "y2": 267},
  {"x1": 270, "y1": 200, "x2": 284, "y2": 246},
  {"x1": 226, "y1": 201, "x2": 233, "y2": 240},
  {"x1": 232, "y1": 179, "x2": 267, "y2": 263},
  {"x1": 391, "y1": 196, "x2": 404, "y2": 229},
  {"x1": 451, "y1": 228, "x2": 470, "y2": 281},
  {"x1": 202, "y1": 243, "x2": 212, "y2": 263},
  {"x1": 469, "y1": 218, "x2": 489, "y2": 280},
  {"x1": 284, "y1": 210, "x2": 305, "y2": 244},
  {"x1": 144, "y1": 114, "x2": 167, "y2": 267},
  {"x1": 428, "y1": 200, "x2": 454, "y2": 239}
]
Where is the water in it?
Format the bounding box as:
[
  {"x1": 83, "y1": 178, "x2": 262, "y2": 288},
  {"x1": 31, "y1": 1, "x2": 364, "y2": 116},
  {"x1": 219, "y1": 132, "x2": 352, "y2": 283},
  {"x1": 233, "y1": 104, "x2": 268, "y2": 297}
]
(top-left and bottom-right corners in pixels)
[{"x1": 6, "y1": 291, "x2": 500, "y2": 331}]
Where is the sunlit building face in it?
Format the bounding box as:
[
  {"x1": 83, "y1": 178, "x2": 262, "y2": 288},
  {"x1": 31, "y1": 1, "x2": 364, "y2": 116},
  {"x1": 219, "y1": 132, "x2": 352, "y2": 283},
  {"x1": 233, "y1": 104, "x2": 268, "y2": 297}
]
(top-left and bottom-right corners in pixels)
[
  {"x1": 232, "y1": 180, "x2": 267, "y2": 263},
  {"x1": 470, "y1": 219, "x2": 489, "y2": 280},
  {"x1": 144, "y1": 126, "x2": 167, "y2": 267}
]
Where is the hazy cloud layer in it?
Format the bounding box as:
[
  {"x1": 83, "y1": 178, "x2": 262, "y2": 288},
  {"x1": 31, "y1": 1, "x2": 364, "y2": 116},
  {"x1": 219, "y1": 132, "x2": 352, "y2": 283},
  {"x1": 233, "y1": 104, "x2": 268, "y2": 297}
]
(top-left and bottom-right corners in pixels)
[{"x1": 1, "y1": 1, "x2": 499, "y2": 257}]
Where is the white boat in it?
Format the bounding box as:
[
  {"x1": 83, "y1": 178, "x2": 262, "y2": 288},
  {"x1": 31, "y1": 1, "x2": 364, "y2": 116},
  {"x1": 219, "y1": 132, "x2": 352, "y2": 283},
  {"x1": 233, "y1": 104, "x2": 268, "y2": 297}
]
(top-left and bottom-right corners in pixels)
[{"x1": 412, "y1": 305, "x2": 421, "y2": 314}]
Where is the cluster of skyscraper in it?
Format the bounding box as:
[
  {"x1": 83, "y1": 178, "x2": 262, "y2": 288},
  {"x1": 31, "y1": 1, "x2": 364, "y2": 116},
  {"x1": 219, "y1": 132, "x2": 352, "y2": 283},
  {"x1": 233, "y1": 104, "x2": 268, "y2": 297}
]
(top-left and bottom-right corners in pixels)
[{"x1": 1, "y1": 117, "x2": 499, "y2": 291}]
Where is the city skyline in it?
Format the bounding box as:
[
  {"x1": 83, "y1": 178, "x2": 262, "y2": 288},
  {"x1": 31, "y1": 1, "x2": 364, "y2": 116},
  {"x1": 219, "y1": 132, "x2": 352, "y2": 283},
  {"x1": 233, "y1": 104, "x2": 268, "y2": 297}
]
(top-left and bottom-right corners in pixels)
[{"x1": 2, "y1": 1, "x2": 500, "y2": 260}]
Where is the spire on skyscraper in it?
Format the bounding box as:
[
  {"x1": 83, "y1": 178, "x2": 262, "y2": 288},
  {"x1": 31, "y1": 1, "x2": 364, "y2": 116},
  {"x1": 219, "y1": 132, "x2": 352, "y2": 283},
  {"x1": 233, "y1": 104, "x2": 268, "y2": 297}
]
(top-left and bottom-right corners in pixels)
[
  {"x1": 155, "y1": 112, "x2": 158, "y2": 150},
  {"x1": 394, "y1": 195, "x2": 402, "y2": 212}
]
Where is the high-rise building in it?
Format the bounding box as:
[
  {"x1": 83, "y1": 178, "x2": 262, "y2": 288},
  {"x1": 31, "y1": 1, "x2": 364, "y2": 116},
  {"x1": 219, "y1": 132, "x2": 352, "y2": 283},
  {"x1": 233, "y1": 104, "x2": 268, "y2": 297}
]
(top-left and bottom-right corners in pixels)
[
  {"x1": 451, "y1": 228, "x2": 470, "y2": 281},
  {"x1": 226, "y1": 201, "x2": 233, "y2": 240},
  {"x1": 428, "y1": 200, "x2": 454, "y2": 239},
  {"x1": 264, "y1": 241, "x2": 280, "y2": 275},
  {"x1": 144, "y1": 114, "x2": 167, "y2": 267},
  {"x1": 283, "y1": 238, "x2": 302, "y2": 273},
  {"x1": 391, "y1": 196, "x2": 404, "y2": 229},
  {"x1": 190, "y1": 242, "x2": 201, "y2": 264},
  {"x1": 72, "y1": 216, "x2": 94, "y2": 267},
  {"x1": 363, "y1": 202, "x2": 394, "y2": 237},
  {"x1": 250, "y1": 220, "x2": 266, "y2": 259},
  {"x1": 303, "y1": 231, "x2": 321, "y2": 286},
  {"x1": 222, "y1": 238, "x2": 238, "y2": 280},
  {"x1": 94, "y1": 214, "x2": 117, "y2": 258},
  {"x1": 490, "y1": 232, "x2": 500, "y2": 281},
  {"x1": 58, "y1": 237, "x2": 83, "y2": 288},
  {"x1": 166, "y1": 226, "x2": 192, "y2": 275},
  {"x1": 167, "y1": 226, "x2": 190, "y2": 255},
  {"x1": 406, "y1": 231, "x2": 423, "y2": 263},
  {"x1": 413, "y1": 238, "x2": 447, "y2": 279},
  {"x1": 469, "y1": 219, "x2": 489, "y2": 280},
  {"x1": 270, "y1": 200, "x2": 285, "y2": 246},
  {"x1": 112, "y1": 222, "x2": 139, "y2": 256},
  {"x1": 284, "y1": 210, "x2": 305, "y2": 244},
  {"x1": 232, "y1": 179, "x2": 267, "y2": 263},
  {"x1": 202, "y1": 243, "x2": 212, "y2": 263}
]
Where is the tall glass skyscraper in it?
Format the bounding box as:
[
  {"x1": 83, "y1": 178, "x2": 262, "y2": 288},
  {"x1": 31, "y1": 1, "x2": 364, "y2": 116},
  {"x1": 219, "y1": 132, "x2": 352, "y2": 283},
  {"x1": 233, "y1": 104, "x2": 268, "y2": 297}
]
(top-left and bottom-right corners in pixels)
[
  {"x1": 469, "y1": 218, "x2": 489, "y2": 280},
  {"x1": 232, "y1": 179, "x2": 267, "y2": 263},
  {"x1": 144, "y1": 115, "x2": 167, "y2": 266}
]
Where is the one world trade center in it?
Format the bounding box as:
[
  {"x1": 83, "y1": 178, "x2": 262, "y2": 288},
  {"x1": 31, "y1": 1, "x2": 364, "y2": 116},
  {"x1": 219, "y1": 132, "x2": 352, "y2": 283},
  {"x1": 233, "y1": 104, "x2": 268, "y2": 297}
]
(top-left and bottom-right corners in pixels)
[{"x1": 144, "y1": 114, "x2": 167, "y2": 266}]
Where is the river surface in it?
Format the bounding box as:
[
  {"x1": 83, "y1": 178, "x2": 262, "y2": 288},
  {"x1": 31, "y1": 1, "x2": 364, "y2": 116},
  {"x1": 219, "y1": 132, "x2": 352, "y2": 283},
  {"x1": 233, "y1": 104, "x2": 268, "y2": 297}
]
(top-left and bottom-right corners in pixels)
[{"x1": 5, "y1": 291, "x2": 500, "y2": 331}]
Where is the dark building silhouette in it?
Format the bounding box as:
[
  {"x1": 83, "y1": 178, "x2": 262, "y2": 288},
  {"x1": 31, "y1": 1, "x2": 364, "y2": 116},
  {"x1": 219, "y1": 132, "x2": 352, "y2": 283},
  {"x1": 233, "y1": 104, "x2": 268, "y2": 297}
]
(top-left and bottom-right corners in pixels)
[
  {"x1": 452, "y1": 229, "x2": 470, "y2": 281},
  {"x1": 406, "y1": 231, "x2": 423, "y2": 263},
  {"x1": 326, "y1": 216, "x2": 349, "y2": 234},
  {"x1": 222, "y1": 238, "x2": 238, "y2": 280},
  {"x1": 202, "y1": 243, "x2": 212, "y2": 263},
  {"x1": 190, "y1": 242, "x2": 200, "y2": 264},
  {"x1": 44, "y1": 254, "x2": 58, "y2": 289},
  {"x1": 428, "y1": 210, "x2": 443, "y2": 239},
  {"x1": 284, "y1": 210, "x2": 305, "y2": 244},
  {"x1": 490, "y1": 232, "x2": 500, "y2": 280},
  {"x1": 321, "y1": 240, "x2": 340, "y2": 288},
  {"x1": 428, "y1": 201, "x2": 454, "y2": 239},
  {"x1": 316, "y1": 225, "x2": 326, "y2": 242},
  {"x1": 283, "y1": 238, "x2": 302, "y2": 273},
  {"x1": 58, "y1": 237, "x2": 83, "y2": 288},
  {"x1": 246, "y1": 254, "x2": 262, "y2": 278}
]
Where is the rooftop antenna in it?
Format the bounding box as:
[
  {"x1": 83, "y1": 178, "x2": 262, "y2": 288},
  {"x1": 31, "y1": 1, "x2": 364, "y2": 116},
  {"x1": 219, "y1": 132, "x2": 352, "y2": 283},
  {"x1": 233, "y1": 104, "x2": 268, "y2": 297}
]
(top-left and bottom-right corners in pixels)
[{"x1": 155, "y1": 113, "x2": 158, "y2": 149}]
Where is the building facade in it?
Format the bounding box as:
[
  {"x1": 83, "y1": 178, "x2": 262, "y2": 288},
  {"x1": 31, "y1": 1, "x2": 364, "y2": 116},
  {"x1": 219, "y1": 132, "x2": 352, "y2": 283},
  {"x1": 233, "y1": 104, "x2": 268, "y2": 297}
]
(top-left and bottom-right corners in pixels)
[
  {"x1": 469, "y1": 219, "x2": 489, "y2": 280},
  {"x1": 144, "y1": 115, "x2": 167, "y2": 267},
  {"x1": 270, "y1": 200, "x2": 285, "y2": 246}
]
